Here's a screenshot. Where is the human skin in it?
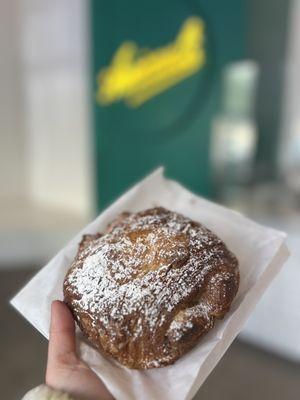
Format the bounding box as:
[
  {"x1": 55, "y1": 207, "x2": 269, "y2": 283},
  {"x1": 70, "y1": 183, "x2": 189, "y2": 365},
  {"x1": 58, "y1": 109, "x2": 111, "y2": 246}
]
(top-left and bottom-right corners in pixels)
[{"x1": 46, "y1": 300, "x2": 114, "y2": 400}]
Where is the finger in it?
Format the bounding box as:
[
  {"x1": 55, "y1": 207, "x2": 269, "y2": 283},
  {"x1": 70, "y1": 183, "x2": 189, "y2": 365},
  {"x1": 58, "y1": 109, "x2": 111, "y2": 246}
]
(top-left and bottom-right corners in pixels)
[{"x1": 47, "y1": 300, "x2": 76, "y2": 366}]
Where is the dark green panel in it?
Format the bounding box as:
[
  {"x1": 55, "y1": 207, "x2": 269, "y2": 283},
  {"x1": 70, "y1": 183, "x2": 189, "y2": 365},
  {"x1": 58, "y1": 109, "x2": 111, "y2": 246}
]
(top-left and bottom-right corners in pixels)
[{"x1": 91, "y1": 0, "x2": 246, "y2": 209}]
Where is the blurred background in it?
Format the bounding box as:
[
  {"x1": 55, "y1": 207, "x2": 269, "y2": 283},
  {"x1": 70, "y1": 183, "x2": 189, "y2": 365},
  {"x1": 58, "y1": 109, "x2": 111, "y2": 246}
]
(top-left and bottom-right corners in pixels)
[{"x1": 1, "y1": 0, "x2": 299, "y2": 399}]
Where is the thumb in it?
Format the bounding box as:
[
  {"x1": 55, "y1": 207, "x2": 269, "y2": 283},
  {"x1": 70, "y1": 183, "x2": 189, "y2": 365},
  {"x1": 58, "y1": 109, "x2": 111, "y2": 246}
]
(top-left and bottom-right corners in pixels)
[{"x1": 47, "y1": 300, "x2": 77, "y2": 367}]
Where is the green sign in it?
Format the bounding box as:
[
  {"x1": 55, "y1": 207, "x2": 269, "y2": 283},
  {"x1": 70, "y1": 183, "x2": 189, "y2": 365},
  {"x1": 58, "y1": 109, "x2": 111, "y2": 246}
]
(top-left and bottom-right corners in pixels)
[{"x1": 91, "y1": 0, "x2": 246, "y2": 209}]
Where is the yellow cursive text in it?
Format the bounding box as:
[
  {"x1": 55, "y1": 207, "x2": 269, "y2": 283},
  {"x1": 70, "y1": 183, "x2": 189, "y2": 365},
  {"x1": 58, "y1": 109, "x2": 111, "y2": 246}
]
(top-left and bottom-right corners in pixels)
[{"x1": 96, "y1": 17, "x2": 206, "y2": 107}]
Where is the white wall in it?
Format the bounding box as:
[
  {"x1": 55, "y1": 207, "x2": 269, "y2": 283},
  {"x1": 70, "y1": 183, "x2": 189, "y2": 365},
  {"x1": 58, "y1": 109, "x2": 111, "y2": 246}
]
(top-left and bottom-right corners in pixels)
[
  {"x1": 0, "y1": 0, "x2": 92, "y2": 267},
  {"x1": 0, "y1": 0, "x2": 92, "y2": 217},
  {"x1": 0, "y1": 0, "x2": 27, "y2": 198},
  {"x1": 20, "y1": 0, "x2": 92, "y2": 216}
]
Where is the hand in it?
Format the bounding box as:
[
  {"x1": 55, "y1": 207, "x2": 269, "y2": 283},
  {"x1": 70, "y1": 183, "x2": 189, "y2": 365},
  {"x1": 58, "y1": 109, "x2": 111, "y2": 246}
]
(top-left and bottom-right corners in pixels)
[{"x1": 46, "y1": 300, "x2": 114, "y2": 400}]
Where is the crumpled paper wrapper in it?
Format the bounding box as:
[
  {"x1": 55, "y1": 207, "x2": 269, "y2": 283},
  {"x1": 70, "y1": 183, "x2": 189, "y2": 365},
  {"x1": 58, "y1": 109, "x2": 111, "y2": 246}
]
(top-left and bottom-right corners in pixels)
[{"x1": 11, "y1": 168, "x2": 289, "y2": 400}]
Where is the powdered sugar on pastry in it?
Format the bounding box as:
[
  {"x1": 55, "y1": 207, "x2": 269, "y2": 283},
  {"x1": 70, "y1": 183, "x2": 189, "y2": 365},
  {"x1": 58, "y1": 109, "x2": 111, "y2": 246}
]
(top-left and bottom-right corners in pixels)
[{"x1": 64, "y1": 207, "x2": 239, "y2": 369}]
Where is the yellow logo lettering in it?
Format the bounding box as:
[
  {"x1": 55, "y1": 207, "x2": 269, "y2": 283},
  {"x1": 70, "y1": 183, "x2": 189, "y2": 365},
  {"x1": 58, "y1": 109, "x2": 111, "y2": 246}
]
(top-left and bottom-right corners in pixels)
[{"x1": 96, "y1": 17, "x2": 206, "y2": 107}]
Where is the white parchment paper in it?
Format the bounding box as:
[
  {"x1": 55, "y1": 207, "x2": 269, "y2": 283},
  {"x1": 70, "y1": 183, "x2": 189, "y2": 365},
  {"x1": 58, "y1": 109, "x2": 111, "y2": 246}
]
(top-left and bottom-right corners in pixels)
[{"x1": 11, "y1": 168, "x2": 289, "y2": 400}]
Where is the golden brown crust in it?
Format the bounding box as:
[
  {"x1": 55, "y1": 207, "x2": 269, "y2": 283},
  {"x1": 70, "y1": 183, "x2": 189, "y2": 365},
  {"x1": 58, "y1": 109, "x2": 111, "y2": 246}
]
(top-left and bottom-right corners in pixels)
[{"x1": 63, "y1": 207, "x2": 239, "y2": 369}]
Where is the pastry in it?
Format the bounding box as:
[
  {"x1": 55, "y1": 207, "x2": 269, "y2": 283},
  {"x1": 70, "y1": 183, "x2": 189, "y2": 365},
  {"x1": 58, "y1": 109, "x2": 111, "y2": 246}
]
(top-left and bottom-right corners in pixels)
[{"x1": 64, "y1": 207, "x2": 239, "y2": 369}]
